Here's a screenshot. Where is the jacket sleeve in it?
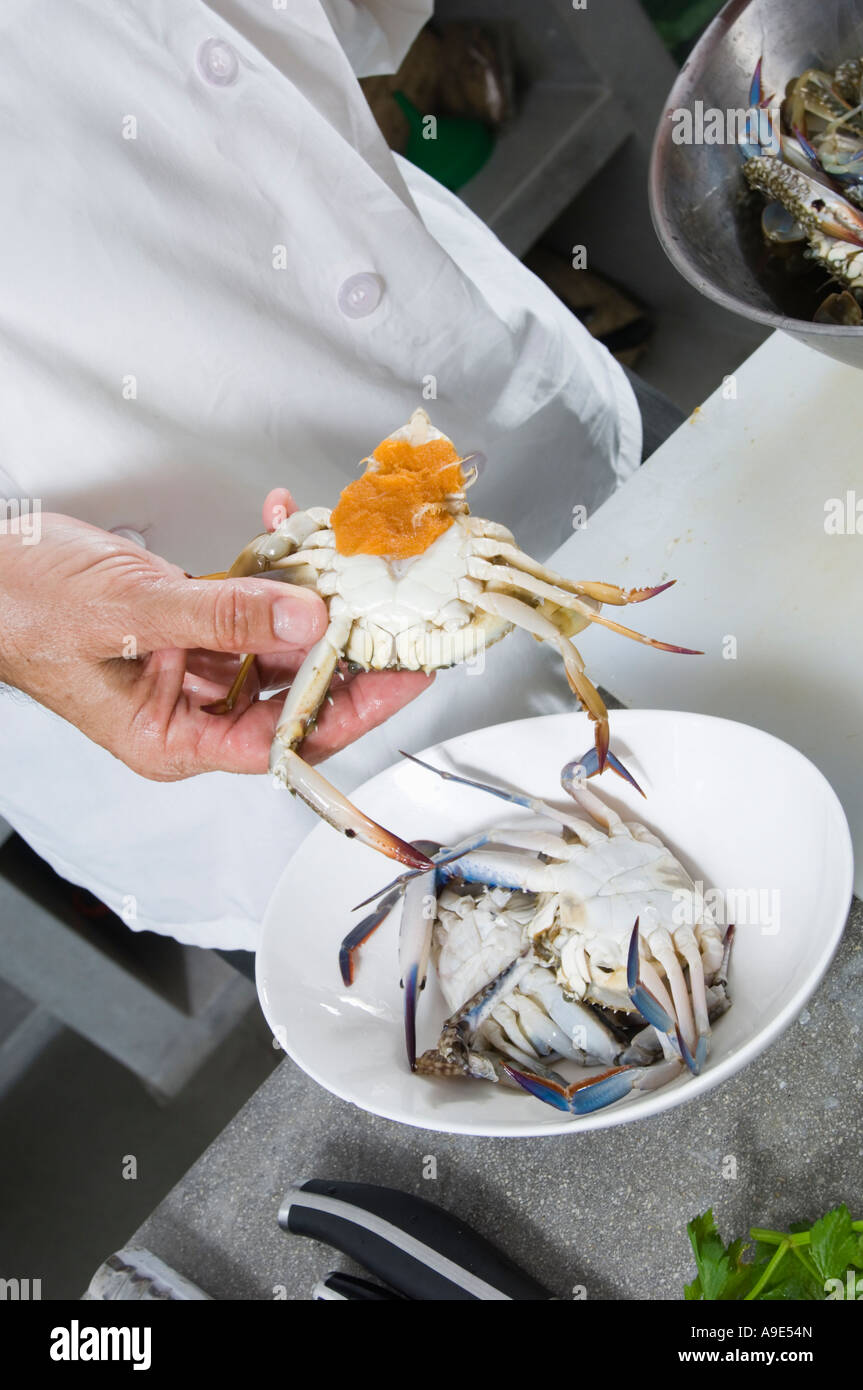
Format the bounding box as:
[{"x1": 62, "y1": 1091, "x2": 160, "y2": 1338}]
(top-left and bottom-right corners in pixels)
[{"x1": 318, "y1": 0, "x2": 432, "y2": 76}]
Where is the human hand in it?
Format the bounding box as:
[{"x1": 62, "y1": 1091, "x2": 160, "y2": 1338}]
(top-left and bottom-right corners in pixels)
[{"x1": 0, "y1": 502, "x2": 432, "y2": 780}]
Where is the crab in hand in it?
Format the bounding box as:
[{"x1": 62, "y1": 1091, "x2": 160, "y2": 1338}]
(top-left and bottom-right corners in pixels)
[{"x1": 206, "y1": 409, "x2": 697, "y2": 867}]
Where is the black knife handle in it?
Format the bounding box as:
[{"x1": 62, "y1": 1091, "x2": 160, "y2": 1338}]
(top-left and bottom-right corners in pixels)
[
  {"x1": 313, "y1": 1272, "x2": 404, "y2": 1301},
  {"x1": 279, "y1": 1179, "x2": 551, "y2": 1301}
]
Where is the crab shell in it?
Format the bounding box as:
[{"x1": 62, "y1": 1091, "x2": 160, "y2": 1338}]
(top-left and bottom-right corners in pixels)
[{"x1": 321, "y1": 517, "x2": 516, "y2": 672}]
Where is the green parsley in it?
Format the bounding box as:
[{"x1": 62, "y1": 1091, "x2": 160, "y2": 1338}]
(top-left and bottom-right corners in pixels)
[{"x1": 685, "y1": 1206, "x2": 863, "y2": 1300}]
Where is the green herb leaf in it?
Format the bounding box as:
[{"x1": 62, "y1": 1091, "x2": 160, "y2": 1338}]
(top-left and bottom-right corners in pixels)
[
  {"x1": 686, "y1": 1210, "x2": 757, "y2": 1300},
  {"x1": 685, "y1": 1206, "x2": 863, "y2": 1300},
  {"x1": 809, "y1": 1205, "x2": 859, "y2": 1284}
]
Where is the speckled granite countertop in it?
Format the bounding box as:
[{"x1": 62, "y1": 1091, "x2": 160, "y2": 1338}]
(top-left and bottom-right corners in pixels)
[{"x1": 130, "y1": 900, "x2": 862, "y2": 1300}]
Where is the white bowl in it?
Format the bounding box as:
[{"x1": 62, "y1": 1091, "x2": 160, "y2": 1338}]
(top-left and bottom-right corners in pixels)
[{"x1": 257, "y1": 710, "x2": 853, "y2": 1136}]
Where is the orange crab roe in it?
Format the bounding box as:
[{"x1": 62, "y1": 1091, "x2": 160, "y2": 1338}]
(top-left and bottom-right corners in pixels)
[{"x1": 331, "y1": 436, "x2": 466, "y2": 559}]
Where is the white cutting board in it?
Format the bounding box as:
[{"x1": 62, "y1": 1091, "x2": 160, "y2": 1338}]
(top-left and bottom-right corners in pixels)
[{"x1": 547, "y1": 331, "x2": 862, "y2": 896}]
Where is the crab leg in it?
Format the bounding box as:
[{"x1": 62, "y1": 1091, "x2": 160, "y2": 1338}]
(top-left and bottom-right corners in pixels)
[
  {"x1": 415, "y1": 948, "x2": 535, "y2": 1080},
  {"x1": 339, "y1": 840, "x2": 442, "y2": 986},
  {"x1": 501, "y1": 1057, "x2": 683, "y2": 1115},
  {"x1": 270, "y1": 615, "x2": 432, "y2": 870},
  {"x1": 626, "y1": 920, "x2": 679, "y2": 1043},
  {"x1": 399, "y1": 864, "x2": 439, "y2": 1069},
  {"x1": 351, "y1": 831, "x2": 493, "y2": 911},
  {"x1": 674, "y1": 929, "x2": 710, "y2": 1072},
  {"x1": 559, "y1": 768, "x2": 631, "y2": 836},
  {"x1": 202, "y1": 652, "x2": 258, "y2": 715},
  {"x1": 468, "y1": 558, "x2": 700, "y2": 655},
  {"x1": 275, "y1": 751, "x2": 433, "y2": 869},
  {"x1": 400, "y1": 751, "x2": 609, "y2": 840},
  {"x1": 339, "y1": 886, "x2": 402, "y2": 987},
  {"x1": 565, "y1": 742, "x2": 645, "y2": 792},
  {"x1": 223, "y1": 508, "x2": 333, "y2": 579},
  {"x1": 475, "y1": 591, "x2": 613, "y2": 769},
  {"x1": 200, "y1": 509, "x2": 334, "y2": 710},
  {"x1": 642, "y1": 931, "x2": 696, "y2": 1065},
  {"x1": 744, "y1": 155, "x2": 863, "y2": 247},
  {"x1": 627, "y1": 920, "x2": 703, "y2": 1074},
  {"x1": 470, "y1": 536, "x2": 675, "y2": 607}
]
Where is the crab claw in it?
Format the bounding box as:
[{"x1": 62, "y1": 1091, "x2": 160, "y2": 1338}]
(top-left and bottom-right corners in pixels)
[
  {"x1": 749, "y1": 56, "x2": 774, "y2": 110},
  {"x1": 502, "y1": 1062, "x2": 639, "y2": 1114},
  {"x1": 793, "y1": 124, "x2": 821, "y2": 171},
  {"x1": 676, "y1": 1025, "x2": 703, "y2": 1077},
  {"x1": 625, "y1": 921, "x2": 705, "y2": 1076},
  {"x1": 569, "y1": 578, "x2": 676, "y2": 607},
  {"x1": 626, "y1": 919, "x2": 674, "y2": 1033},
  {"x1": 739, "y1": 58, "x2": 778, "y2": 160},
  {"x1": 565, "y1": 748, "x2": 645, "y2": 797},
  {"x1": 272, "y1": 748, "x2": 433, "y2": 870},
  {"x1": 744, "y1": 155, "x2": 863, "y2": 248}
]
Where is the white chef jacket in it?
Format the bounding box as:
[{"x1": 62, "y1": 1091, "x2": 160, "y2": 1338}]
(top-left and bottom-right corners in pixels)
[{"x1": 0, "y1": 0, "x2": 641, "y2": 950}]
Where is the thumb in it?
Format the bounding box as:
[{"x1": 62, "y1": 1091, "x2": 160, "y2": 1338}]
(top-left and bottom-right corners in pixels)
[{"x1": 133, "y1": 576, "x2": 329, "y2": 654}]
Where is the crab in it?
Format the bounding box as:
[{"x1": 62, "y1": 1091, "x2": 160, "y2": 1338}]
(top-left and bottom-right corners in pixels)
[
  {"x1": 207, "y1": 409, "x2": 696, "y2": 869},
  {"x1": 741, "y1": 58, "x2": 863, "y2": 301},
  {"x1": 340, "y1": 755, "x2": 734, "y2": 1116}
]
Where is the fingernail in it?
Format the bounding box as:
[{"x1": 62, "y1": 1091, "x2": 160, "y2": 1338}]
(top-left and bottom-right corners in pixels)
[{"x1": 273, "y1": 595, "x2": 325, "y2": 646}]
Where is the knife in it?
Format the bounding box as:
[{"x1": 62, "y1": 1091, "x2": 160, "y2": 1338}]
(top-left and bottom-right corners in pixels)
[
  {"x1": 313, "y1": 1271, "x2": 404, "y2": 1300},
  {"x1": 280, "y1": 1179, "x2": 552, "y2": 1300}
]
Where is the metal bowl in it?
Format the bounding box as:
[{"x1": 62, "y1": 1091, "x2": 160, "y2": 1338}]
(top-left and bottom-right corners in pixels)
[{"x1": 649, "y1": 0, "x2": 863, "y2": 367}]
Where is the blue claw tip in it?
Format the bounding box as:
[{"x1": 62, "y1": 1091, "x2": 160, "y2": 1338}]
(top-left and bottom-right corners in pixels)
[
  {"x1": 566, "y1": 1068, "x2": 638, "y2": 1114},
  {"x1": 677, "y1": 1025, "x2": 698, "y2": 1076},
  {"x1": 631, "y1": 984, "x2": 676, "y2": 1039},
  {"x1": 748, "y1": 57, "x2": 764, "y2": 110},
  {"x1": 627, "y1": 922, "x2": 678, "y2": 1035},
  {"x1": 339, "y1": 898, "x2": 396, "y2": 986},
  {"x1": 502, "y1": 1065, "x2": 574, "y2": 1113},
  {"x1": 567, "y1": 748, "x2": 646, "y2": 797},
  {"x1": 502, "y1": 1063, "x2": 637, "y2": 1115},
  {"x1": 793, "y1": 124, "x2": 820, "y2": 167},
  {"x1": 626, "y1": 918, "x2": 641, "y2": 992}
]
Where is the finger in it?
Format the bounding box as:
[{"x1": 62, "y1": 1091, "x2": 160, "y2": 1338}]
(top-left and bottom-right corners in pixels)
[
  {"x1": 153, "y1": 694, "x2": 284, "y2": 776},
  {"x1": 184, "y1": 648, "x2": 269, "y2": 696},
  {"x1": 126, "y1": 646, "x2": 190, "y2": 760},
  {"x1": 132, "y1": 576, "x2": 328, "y2": 656},
  {"x1": 181, "y1": 666, "x2": 262, "y2": 712},
  {"x1": 146, "y1": 669, "x2": 434, "y2": 777},
  {"x1": 301, "y1": 670, "x2": 434, "y2": 763},
  {"x1": 263, "y1": 488, "x2": 297, "y2": 532},
  {"x1": 252, "y1": 653, "x2": 360, "y2": 693}
]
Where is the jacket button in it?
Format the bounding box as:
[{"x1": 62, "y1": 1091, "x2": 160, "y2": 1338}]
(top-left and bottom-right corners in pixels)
[
  {"x1": 337, "y1": 273, "x2": 384, "y2": 319},
  {"x1": 111, "y1": 527, "x2": 148, "y2": 549},
  {"x1": 196, "y1": 38, "x2": 239, "y2": 87}
]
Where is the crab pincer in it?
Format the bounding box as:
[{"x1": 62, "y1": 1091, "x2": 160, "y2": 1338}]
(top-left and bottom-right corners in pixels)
[
  {"x1": 501, "y1": 1057, "x2": 684, "y2": 1115},
  {"x1": 501, "y1": 1062, "x2": 640, "y2": 1115}
]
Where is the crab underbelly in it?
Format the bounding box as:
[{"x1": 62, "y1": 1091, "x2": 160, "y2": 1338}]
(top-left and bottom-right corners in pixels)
[{"x1": 330, "y1": 525, "x2": 481, "y2": 670}]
